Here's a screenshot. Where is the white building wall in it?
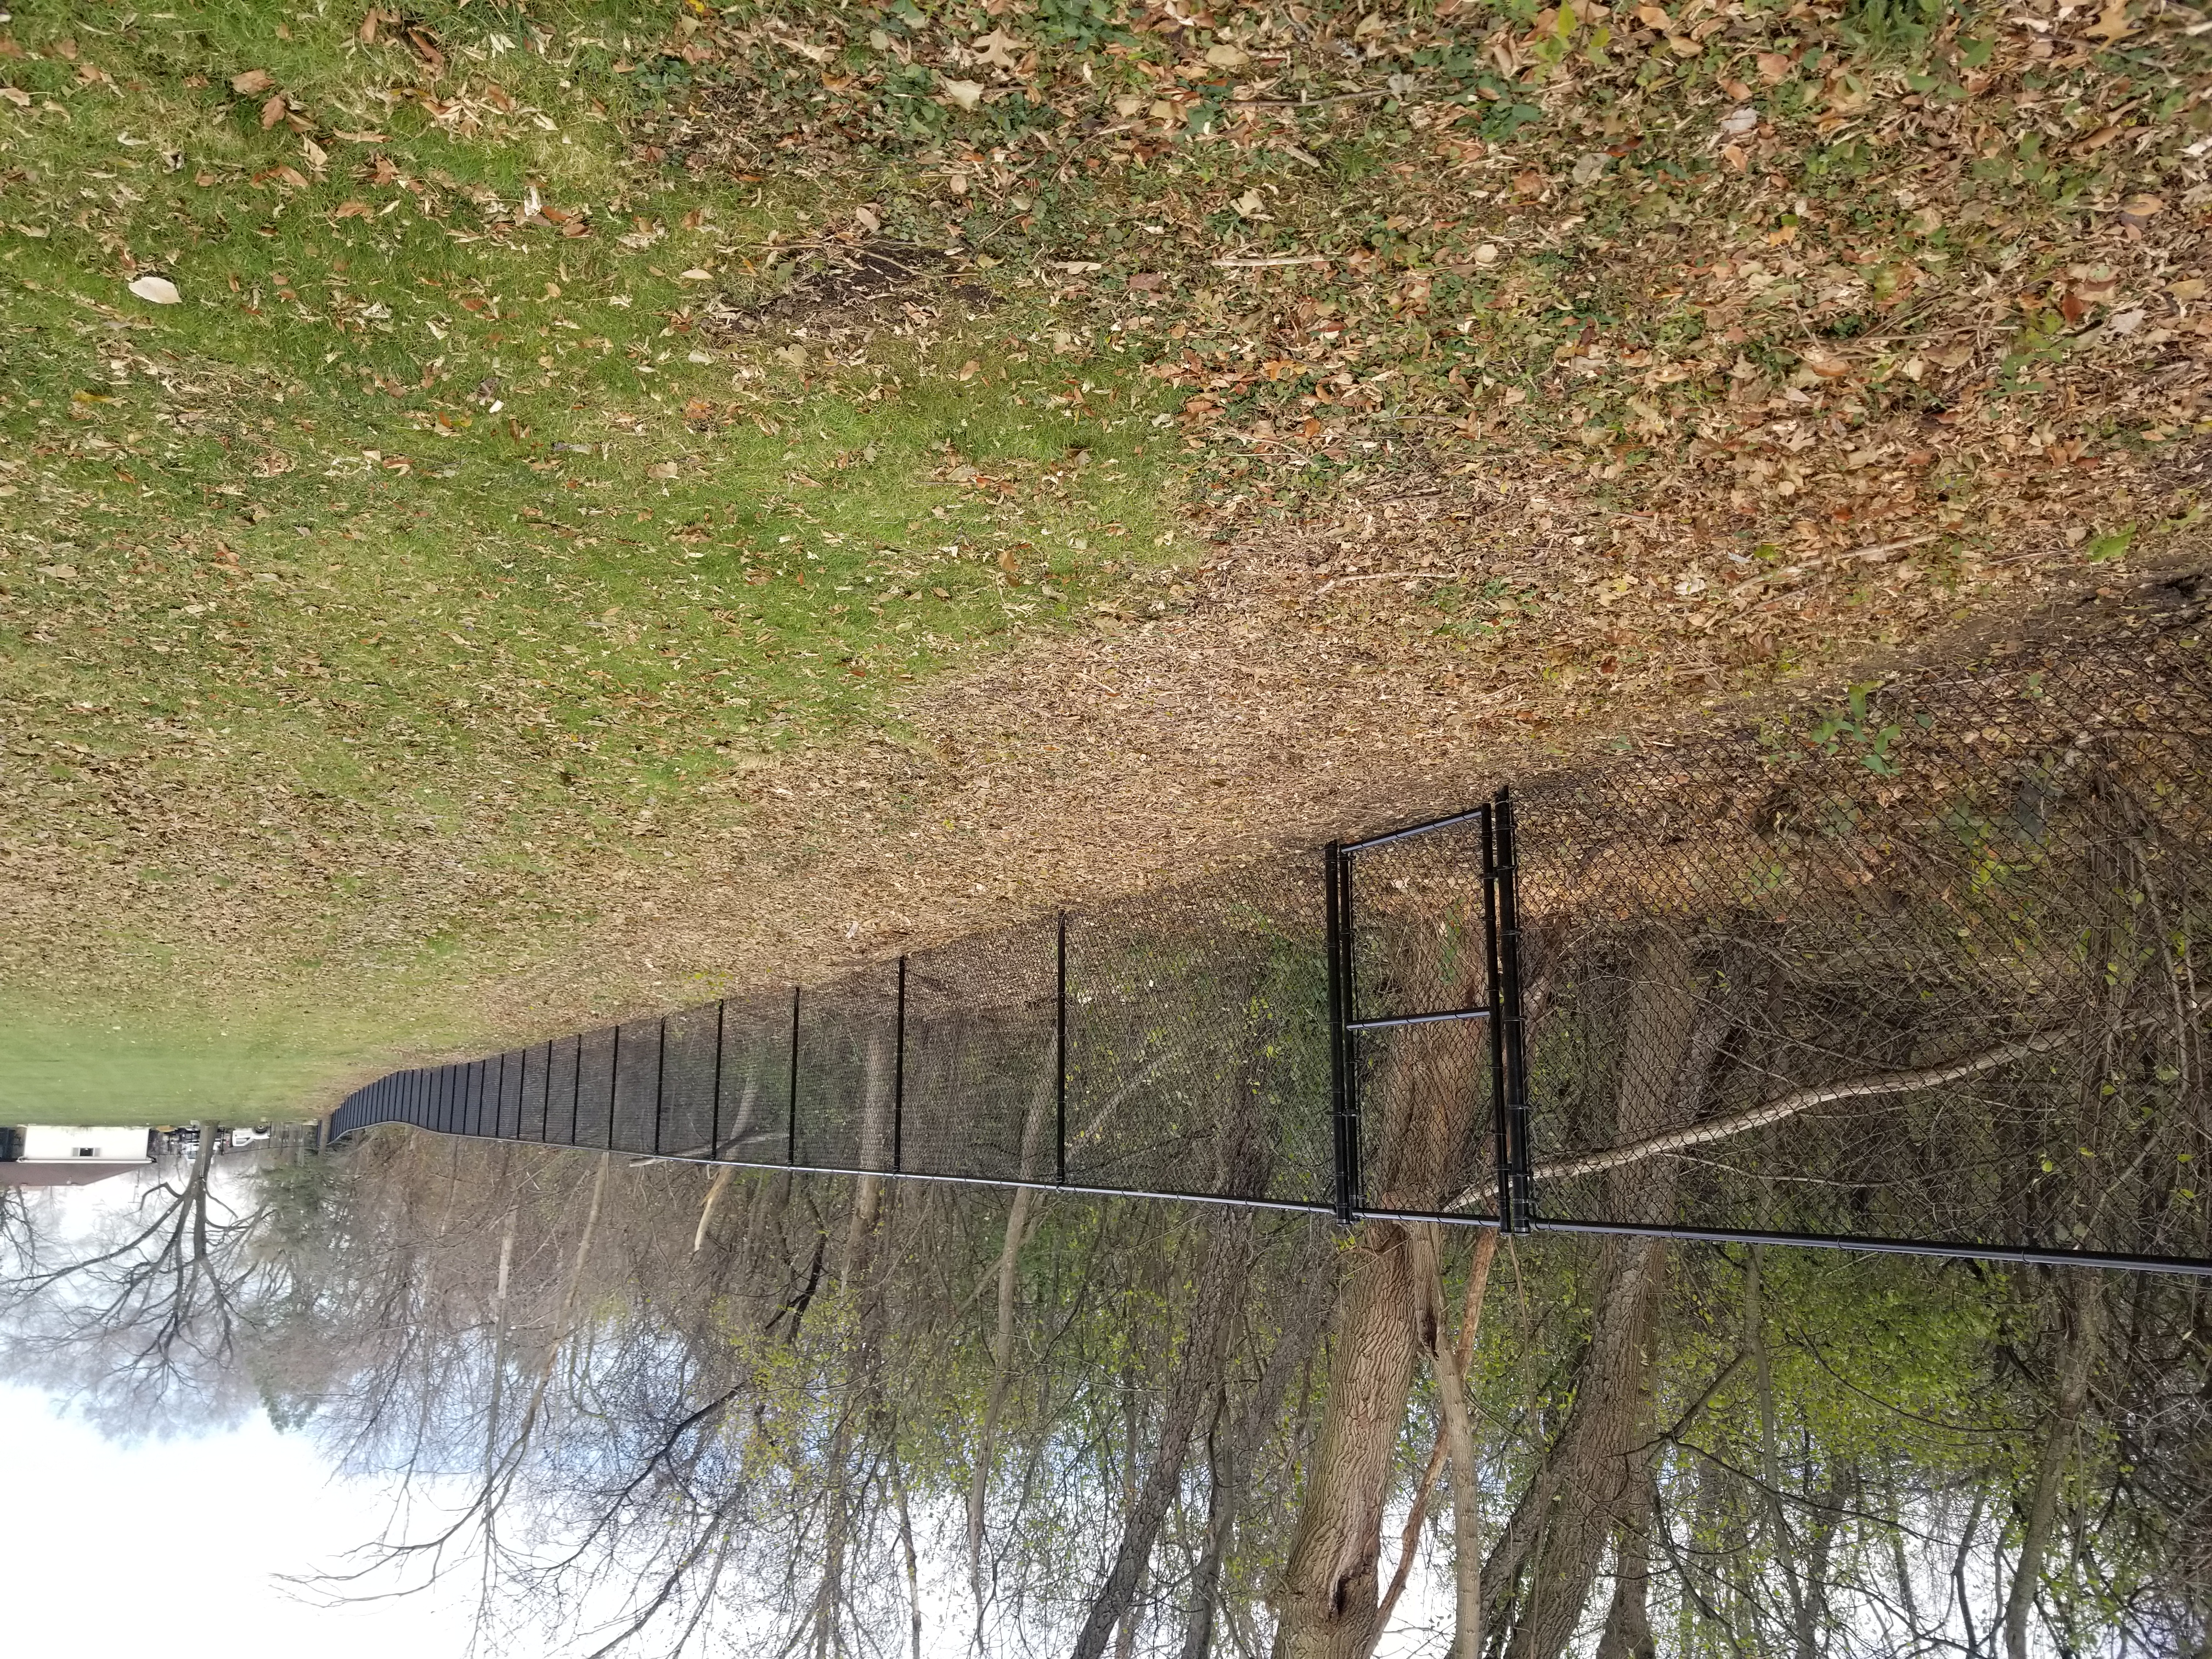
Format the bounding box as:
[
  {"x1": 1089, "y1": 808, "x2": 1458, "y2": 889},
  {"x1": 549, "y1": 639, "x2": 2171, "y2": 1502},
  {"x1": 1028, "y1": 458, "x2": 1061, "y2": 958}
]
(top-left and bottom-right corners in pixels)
[{"x1": 16, "y1": 1125, "x2": 152, "y2": 1163}]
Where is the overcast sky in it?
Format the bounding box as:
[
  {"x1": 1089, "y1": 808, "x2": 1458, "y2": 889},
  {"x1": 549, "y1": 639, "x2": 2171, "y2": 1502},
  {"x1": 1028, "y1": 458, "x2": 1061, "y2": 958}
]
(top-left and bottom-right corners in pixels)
[{"x1": 0, "y1": 1382, "x2": 478, "y2": 1659}]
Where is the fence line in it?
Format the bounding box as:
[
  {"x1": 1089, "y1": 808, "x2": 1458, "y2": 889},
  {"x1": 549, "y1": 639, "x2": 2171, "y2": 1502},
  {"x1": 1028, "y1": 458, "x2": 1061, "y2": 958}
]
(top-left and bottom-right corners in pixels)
[{"x1": 331, "y1": 625, "x2": 2212, "y2": 1278}]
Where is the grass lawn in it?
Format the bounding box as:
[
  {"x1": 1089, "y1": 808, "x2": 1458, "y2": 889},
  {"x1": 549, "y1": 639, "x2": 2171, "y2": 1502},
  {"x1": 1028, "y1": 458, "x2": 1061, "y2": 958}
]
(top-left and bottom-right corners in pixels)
[{"x1": 3, "y1": 0, "x2": 2204, "y2": 1124}]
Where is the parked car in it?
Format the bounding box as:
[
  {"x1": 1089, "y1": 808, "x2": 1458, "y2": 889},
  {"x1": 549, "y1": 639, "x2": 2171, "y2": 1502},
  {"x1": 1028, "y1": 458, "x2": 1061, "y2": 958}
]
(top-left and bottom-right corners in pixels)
[{"x1": 230, "y1": 1126, "x2": 270, "y2": 1149}]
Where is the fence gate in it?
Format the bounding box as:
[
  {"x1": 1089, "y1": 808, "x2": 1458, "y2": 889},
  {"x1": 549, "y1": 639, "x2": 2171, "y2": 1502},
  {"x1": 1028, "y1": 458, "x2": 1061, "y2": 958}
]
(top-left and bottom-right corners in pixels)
[{"x1": 1325, "y1": 792, "x2": 1530, "y2": 1230}]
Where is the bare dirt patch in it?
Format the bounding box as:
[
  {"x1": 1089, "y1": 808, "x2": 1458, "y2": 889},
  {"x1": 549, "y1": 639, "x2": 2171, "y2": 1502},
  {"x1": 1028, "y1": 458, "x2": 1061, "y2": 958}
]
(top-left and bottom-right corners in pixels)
[{"x1": 470, "y1": 446, "x2": 2209, "y2": 1072}]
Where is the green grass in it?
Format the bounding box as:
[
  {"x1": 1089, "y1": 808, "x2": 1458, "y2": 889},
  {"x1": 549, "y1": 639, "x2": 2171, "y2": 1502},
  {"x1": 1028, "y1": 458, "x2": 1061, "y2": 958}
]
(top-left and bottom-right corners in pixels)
[
  {"x1": 4, "y1": 0, "x2": 2200, "y2": 1124},
  {"x1": 0, "y1": 0, "x2": 1186, "y2": 1120}
]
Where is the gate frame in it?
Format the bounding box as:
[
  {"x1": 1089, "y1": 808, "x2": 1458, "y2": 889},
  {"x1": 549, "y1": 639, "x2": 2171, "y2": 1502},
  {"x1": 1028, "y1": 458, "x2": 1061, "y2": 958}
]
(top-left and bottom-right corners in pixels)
[{"x1": 1325, "y1": 790, "x2": 1532, "y2": 1232}]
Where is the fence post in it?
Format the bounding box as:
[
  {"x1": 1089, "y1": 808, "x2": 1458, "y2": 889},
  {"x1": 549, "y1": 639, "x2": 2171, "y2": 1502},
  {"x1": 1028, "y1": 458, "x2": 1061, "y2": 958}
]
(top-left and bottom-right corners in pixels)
[
  {"x1": 1495, "y1": 787, "x2": 1532, "y2": 1233},
  {"x1": 786, "y1": 985, "x2": 800, "y2": 1166},
  {"x1": 1325, "y1": 843, "x2": 1353, "y2": 1225},
  {"x1": 569, "y1": 1036, "x2": 583, "y2": 1145},
  {"x1": 1066, "y1": 916, "x2": 1075, "y2": 1186},
  {"x1": 653, "y1": 1017, "x2": 668, "y2": 1156},
  {"x1": 893, "y1": 956, "x2": 907, "y2": 1176},
  {"x1": 1483, "y1": 805, "x2": 1516, "y2": 1232},
  {"x1": 607, "y1": 1025, "x2": 620, "y2": 1150},
  {"x1": 709, "y1": 1002, "x2": 725, "y2": 1159}
]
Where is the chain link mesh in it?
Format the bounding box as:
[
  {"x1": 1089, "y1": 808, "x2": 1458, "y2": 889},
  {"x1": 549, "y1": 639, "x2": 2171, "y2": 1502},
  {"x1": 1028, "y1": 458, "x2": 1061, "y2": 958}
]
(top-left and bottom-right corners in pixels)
[
  {"x1": 1510, "y1": 634, "x2": 2212, "y2": 1264},
  {"x1": 326, "y1": 625, "x2": 2212, "y2": 1273}
]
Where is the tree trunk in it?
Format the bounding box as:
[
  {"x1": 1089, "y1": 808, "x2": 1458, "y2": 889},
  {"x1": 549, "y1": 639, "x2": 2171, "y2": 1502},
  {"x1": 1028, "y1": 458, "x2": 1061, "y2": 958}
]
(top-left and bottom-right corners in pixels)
[
  {"x1": 966, "y1": 1042, "x2": 1059, "y2": 1611},
  {"x1": 1277, "y1": 1221, "x2": 1423, "y2": 1659},
  {"x1": 891, "y1": 1452, "x2": 924, "y2": 1659},
  {"x1": 693, "y1": 1164, "x2": 736, "y2": 1254},
  {"x1": 1073, "y1": 1214, "x2": 1256, "y2": 1659},
  {"x1": 1485, "y1": 928, "x2": 1716, "y2": 1659},
  {"x1": 1278, "y1": 919, "x2": 1493, "y2": 1659},
  {"x1": 2001, "y1": 1272, "x2": 2103, "y2": 1659},
  {"x1": 839, "y1": 1031, "x2": 894, "y2": 1291},
  {"x1": 1412, "y1": 1223, "x2": 1498, "y2": 1659},
  {"x1": 1180, "y1": 1233, "x2": 1339, "y2": 1659}
]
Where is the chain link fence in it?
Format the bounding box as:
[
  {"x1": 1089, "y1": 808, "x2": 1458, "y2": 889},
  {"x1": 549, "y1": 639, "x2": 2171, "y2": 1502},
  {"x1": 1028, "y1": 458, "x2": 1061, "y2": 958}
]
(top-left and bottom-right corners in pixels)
[{"x1": 330, "y1": 619, "x2": 2212, "y2": 1276}]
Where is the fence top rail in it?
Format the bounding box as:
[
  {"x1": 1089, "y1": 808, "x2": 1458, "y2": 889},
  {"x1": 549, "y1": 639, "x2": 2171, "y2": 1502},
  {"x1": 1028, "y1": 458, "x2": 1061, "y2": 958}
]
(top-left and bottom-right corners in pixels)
[{"x1": 1340, "y1": 802, "x2": 1493, "y2": 855}]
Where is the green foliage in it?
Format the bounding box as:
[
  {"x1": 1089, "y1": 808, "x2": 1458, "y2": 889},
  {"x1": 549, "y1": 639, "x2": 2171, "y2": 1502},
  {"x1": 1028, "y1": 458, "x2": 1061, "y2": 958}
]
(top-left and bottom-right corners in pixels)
[
  {"x1": 1032, "y1": 0, "x2": 1133, "y2": 50},
  {"x1": 1808, "y1": 683, "x2": 1905, "y2": 775}
]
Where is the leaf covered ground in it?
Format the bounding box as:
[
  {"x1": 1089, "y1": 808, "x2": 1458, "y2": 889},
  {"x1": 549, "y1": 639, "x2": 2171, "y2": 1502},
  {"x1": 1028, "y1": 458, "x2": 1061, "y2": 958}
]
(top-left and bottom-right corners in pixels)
[{"x1": 2, "y1": 0, "x2": 2207, "y2": 1119}]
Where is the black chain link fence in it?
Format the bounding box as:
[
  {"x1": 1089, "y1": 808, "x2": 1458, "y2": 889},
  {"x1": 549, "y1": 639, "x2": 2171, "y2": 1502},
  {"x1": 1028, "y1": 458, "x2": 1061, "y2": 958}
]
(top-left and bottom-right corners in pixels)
[{"x1": 330, "y1": 620, "x2": 2212, "y2": 1276}]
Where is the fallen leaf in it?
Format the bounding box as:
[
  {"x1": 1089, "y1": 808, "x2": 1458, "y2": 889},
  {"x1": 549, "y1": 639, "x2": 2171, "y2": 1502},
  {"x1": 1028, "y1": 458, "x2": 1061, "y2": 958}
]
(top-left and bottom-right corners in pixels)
[
  {"x1": 1571, "y1": 152, "x2": 1610, "y2": 184},
  {"x1": 647, "y1": 461, "x2": 681, "y2": 479},
  {"x1": 2118, "y1": 193, "x2": 2164, "y2": 227},
  {"x1": 0, "y1": 86, "x2": 29, "y2": 108},
  {"x1": 1635, "y1": 3, "x2": 1672, "y2": 26},
  {"x1": 1204, "y1": 42, "x2": 1250, "y2": 68},
  {"x1": 261, "y1": 92, "x2": 289, "y2": 129},
  {"x1": 127, "y1": 274, "x2": 182, "y2": 304},
  {"x1": 36, "y1": 564, "x2": 77, "y2": 580},
  {"x1": 2075, "y1": 123, "x2": 2121, "y2": 153},
  {"x1": 230, "y1": 67, "x2": 274, "y2": 94},
  {"x1": 941, "y1": 76, "x2": 984, "y2": 112},
  {"x1": 1801, "y1": 351, "x2": 1850, "y2": 378},
  {"x1": 302, "y1": 136, "x2": 328, "y2": 171},
  {"x1": 1720, "y1": 143, "x2": 1748, "y2": 173},
  {"x1": 1667, "y1": 33, "x2": 1702, "y2": 55},
  {"x1": 334, "y1": 199, "x2": 373, "y2": 219},
  {"x1": 1231, "y1": 187, "x2": 1268, "y2": 218},
  {"x1": 957, "y1": 359, "x2": 980, "y2": 380},
  {"x1": 2086, "y1": 0, "x2": 2135, "y2": 41},
  {"x1": 1755, "y1": 50, "x2": 1793, "y2": 81},
  {"x1": 1718, "y1": 105, "x2": 1757, "y2": 137},
  {"x1": 975, "y1": 27, "x2": 1028, "y2": 70}
]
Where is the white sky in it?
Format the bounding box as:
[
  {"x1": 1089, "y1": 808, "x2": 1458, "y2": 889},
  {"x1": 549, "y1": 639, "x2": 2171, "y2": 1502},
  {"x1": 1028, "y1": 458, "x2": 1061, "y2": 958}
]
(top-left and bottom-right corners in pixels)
[{"x1": 0, "y1": 1383, "x2": 477, "y2": 1659}]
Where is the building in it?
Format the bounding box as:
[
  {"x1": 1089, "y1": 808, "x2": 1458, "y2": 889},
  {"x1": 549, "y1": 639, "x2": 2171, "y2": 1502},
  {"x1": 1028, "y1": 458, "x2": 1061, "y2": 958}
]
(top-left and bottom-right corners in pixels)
[{"x1": 0, "y1": 1125, "x2": 156, "y2": 1187}]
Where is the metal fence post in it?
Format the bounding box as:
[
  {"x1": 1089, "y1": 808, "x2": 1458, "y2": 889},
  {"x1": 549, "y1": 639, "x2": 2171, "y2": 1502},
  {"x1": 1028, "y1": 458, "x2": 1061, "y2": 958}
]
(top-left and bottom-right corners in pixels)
[
  {"x1": 1324, "y1": 843, "x2": 1353, "y2": 1225},
  {"x1": 1495, "y1": 787, "x2": 1532, "y2": 1233},
  {"x1": 569, "y1": 1036, "x2": 582, "y2": 1145},
  {"x1": 893, "y1": 956, "x2": 907, "y2": 1175},
  {"x1": 709, "y1": 1001, "x2": 725, "y2": 1159},
  {"x1": 607, "y1": 1024, "x2": 620, "y2": 1150},
  {"x1": 653, "y1": 1017, "x2": 667, "y2": 1156},
  {"x1": 1483, "y1": 805, "x2": 1515, "y2": 1232},
  {"x1": 1056, "y1": 911, "x2": 1068, "y2": 1188},
  {"x1": 786, "y1": 985, "x2": 800, "y2": 1166}
]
